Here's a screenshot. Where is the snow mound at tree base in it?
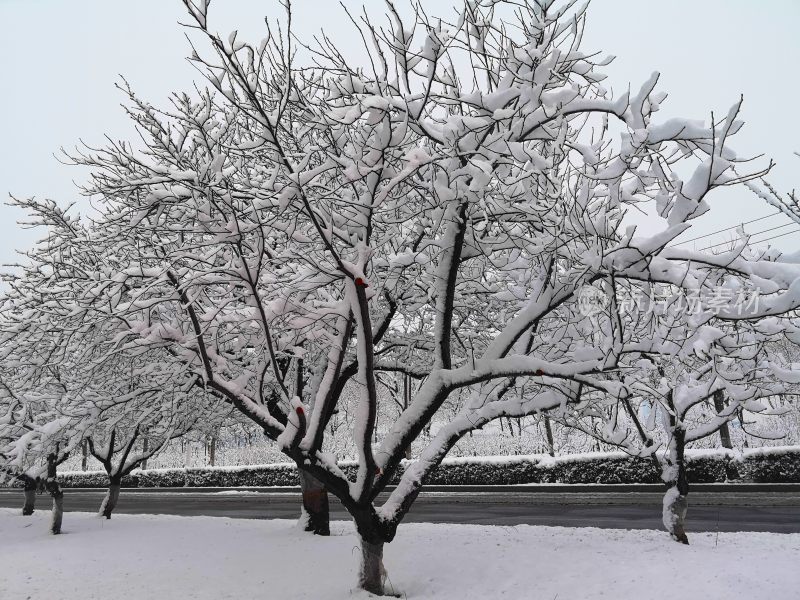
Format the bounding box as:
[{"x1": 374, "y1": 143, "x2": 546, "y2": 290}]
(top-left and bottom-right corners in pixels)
[{"x1": 1, "y1": 508, "x2": 797, "y2": 599}]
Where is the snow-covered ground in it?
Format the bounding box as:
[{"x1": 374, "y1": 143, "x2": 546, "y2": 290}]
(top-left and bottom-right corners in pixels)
[{"x1": 1, "y1": 509, "x2": 797, "y2": 599}]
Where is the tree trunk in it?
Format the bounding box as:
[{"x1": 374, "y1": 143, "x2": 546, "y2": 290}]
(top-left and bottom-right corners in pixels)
[
  {"x1": 99, "y1": 480, "x2": 122, "y2": 519},
  {"x1": 81, "y1": 440, "x2": 88, "y2": 471},
  {"x1": 141, "y1": 437, "x2": 149, "y2": 470},
  {"x1": 662, "y1": 483, "x2": 689, "y2": 544},
  {"x1": 46, "y1": 454, "x2": 64, "y2": 535},
  {"x1": 403, "y1": 375, "x2": 412, "y2": 460},
  {"x1": 298, "y1": 470, "x2": 330, "y2": 536},
  {"x1": 713, "y1": 390, "x2": 733, "y2": 449},
  {"x1": 358, "y1": 537, "x2": 387, "y2": 596},
  {"x1": 209, "y1": 436, "x2": 216, "y2": 467},
  {"x1": 712, "y1": 392, "x2": 740, "y2": 479},
  {"x1": 21, "y1": 476, "x2": 37, "y2": 515},
  {"x1": 661, "y1": 424, "x2": 689, "y2": 543},
  {"x1": 543, "y1": 415, "x2": 555, "y2": 457},
  {"x1": 50, "y1": 492, "x2": 64, "y2": 535}
]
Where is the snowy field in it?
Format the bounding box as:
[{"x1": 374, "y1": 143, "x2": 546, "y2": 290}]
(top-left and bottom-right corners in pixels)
[{"x1": 1, "y1": 509, "x2": 798, "y2": 599}]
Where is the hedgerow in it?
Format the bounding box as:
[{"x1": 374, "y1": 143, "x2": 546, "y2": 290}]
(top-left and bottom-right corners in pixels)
[{"x1": 32, "y1": 446, "x2": 799, "y2": 488}]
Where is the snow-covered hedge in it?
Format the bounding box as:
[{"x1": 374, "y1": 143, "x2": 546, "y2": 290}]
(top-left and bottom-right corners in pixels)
[
  {"x1": 18, "y1": 447, "x2": 800, "y2": 488},
  {"x1": 38, "y1": 462, "x2": 367, "y2": 488},
  {"x1": 737, "y1": 446, "x2": 800, "y2": 483},
  {"x1": 418, "y1": 451, "x2": 733, "y2": 485}
]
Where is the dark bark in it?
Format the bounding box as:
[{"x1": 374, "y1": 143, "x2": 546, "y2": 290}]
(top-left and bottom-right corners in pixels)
[
  {"x1": 663, "y1": 401, "x2": 689, "y2": 544},
  {"x1": 437, "y1": 201, "x2": 468, "y2": 370},
  {"x1": 403, "y1": 374, "x2": 412, "y2": 460},
  {"x1": 208, "y1": 436, "x2": 216, "y2": 467},
  {"x1": 284, "y1": 455, "x2": 403, "y2": 596},
  {"x1": 352, "y1": 279, "x2": 379, "y2": 504},
  {"x1": 345, "y1": 490, "x2": 419, "y2": 596},
  {"x1": 713, "y1": 390, "x2": 733, "y2": 449},
  {"x1": 46, "y1": 454, "x2": 64, "y2": 535},
  {"x1": 543, "y1": 415, "x2": 555, "y2": 457},
  {"x1": 712, "y1": 389, "x2": 740, "y2": 478},
  {"x1": 662, "y1": 482, "x2": 688, "y2": 545},
  {"x1": 352, "y1": 507, "x2": 391, "y2": 595},
  {"x1": 50, "y1": 493, "x2": 64, "y2": 535},
  {"x1": 298, "y1": 470, "x2": 330, "y2": 536},
  {"x1": 359, "y1": 538, "x2": 386, "y2": 596},
  {"x1": 81, "y1": 440, "x2": 88, "y2": 471},
  {"x1": 99, "y1": 479, "x2": 122, "y2": 519},
  {"x1": 141, "y1": 436, "x2": 149, "y2": 471},
  {"x1": 713, "y1": 391, "x2": 739, "y2": 479},
  {"x1": 21, "y1": 475, "x2": 38, "y2": 515}
]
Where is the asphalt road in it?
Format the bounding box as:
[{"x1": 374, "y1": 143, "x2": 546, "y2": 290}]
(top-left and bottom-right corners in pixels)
[{"x1": 1, "y1": 484, "x2": 798, "y2": 533}]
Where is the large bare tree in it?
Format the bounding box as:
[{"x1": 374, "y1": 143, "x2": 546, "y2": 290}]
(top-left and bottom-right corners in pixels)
[{"x1": 10, "y1": 0, "x2": 800, "y2": 593}]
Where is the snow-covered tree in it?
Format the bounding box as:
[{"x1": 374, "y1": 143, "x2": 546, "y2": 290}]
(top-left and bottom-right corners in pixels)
[
  {"x1": 82, "y1": 362, "x2": 218, "y2": 519},
  {"x1": 12, "y1": 0, "x2": 800, "y2": 592},
  {"x1": 0, "y1": 373, "x2": 82, "y2": 533},
  {"x1": 0, "y1": 255, "x2": 88, "y2": 534},
  {"x1": 0, "y1": 198, "x2": 224, "y2": 527},
  {"x1": 554, "y1": 279, "x2": 800, "y2": 542}
]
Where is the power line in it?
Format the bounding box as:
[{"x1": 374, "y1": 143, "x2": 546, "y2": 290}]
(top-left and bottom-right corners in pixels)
[
  {"x1": 669, "y1": 211, "x2": 783, "y2": 247},
  {"x1": 699, "y1": 227, "x2": 800, "y2": 252},
  {"x1": 743, "y1": 221, "x2": 798, "y2": 238},
  {"x1": 696, "y1": 221, "x2": 798, "y2": 251},
  {"x1": 746, "y1": 228, "x2": 800, "y2": 247}
]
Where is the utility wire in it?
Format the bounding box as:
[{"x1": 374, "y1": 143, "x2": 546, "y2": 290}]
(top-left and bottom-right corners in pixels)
[
  {"x1": 699, "y1": 227, "x2": 800, "y2": 252},
  {"x1": 669, "y1": 211, "x2": 782, "y2": 247},
  {"x1": 695, "y1": 221, "x2": 798, "y2": 251}
]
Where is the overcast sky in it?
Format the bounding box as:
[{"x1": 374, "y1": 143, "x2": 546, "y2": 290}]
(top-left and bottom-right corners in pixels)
[{"x1": 1, "y1": 0, "x2": 799, "y2": 265}]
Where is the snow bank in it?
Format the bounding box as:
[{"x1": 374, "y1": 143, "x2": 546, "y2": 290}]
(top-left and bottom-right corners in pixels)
[{"x1": 1, "y1": 509, "x2": 798, "y2": 600}]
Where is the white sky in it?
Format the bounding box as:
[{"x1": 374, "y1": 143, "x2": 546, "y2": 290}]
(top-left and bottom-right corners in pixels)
[{"x1": 1, "y1": 0, "x2": 799, "y2": 265}]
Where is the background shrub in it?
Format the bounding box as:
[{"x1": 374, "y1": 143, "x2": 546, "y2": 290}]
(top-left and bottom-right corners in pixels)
[{"x1": 34, "y1": 447, "x2": 800, "y2": 488}]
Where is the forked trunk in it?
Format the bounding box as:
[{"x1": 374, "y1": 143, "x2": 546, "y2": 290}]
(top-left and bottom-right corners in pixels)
[
  {"x1": 359, "y1": 537, "x2": 387, "y2": 596},
  {"x1": 298, "y1": 470, "x2": 330, "y2": 536},
  {"x1": 21, "y1": 477, "x2": 37, "y2": 515},
  {"x1": 99, "y1": 482, "x2": 122, "y2": 519}
]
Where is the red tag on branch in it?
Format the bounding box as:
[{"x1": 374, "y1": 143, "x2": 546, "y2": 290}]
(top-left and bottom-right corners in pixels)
[
  {"x1": 535, "y1": 369, "x2": 544, "y2": 376},
  {"x1": 355, "y1": 277, "x2": 368, "y2": 287},
  {"x1": 296, "y1": 406, "x2": 305, "y2": 416}
]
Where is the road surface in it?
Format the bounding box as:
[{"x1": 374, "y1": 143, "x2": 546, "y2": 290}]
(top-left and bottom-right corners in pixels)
[{"x1": 1, "y1": 484, "x2": 798, "y2": 533}]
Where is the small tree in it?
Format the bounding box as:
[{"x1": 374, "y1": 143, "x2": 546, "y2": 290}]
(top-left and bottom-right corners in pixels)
[
  {"x1": 0, "y1": 390, "x2": 81, "y2": 534},
  {"x1": 555, "y1": 280, "x2": 799, "y2": 543},
  {"x1": 86, "y1": 388, "x2": 210, "y2": 519}
]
